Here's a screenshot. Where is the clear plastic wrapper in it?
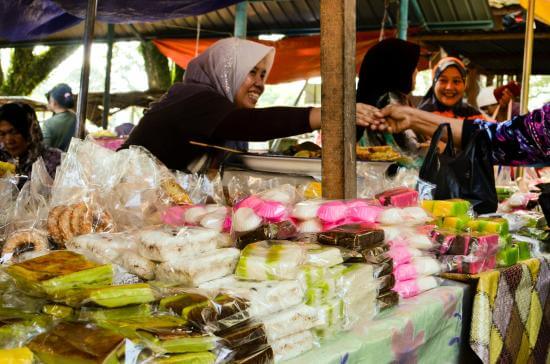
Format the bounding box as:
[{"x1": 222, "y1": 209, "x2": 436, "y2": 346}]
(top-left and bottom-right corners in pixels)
[
  {"x1": 161, "y1": 205, "x2": 232, "y2": 234},
  {"x1": 231, "y1": 186, "x2": 299, "y2": 248},
  {"x1": 0, "y1": 177, "x2": 18, "y2": 242},
  {"x1": 466, "y1": 218, "x2": 509, "y2": 237},
  {"x1": 393, "y1": 257, "x2": 443, "y2": 281},
  {"x1": 155, "y1": 248, "x2": 240, "y2": 286},
  {"x1": 272, "y1": 330, "x2": 314, "y2": 362},
  {"x1": 260, "y1": 304, "x2": 321, "y2": 342},
  {"x1": 421, "y1": 199, "x2": 472, "y2": 218},
  {"x1": 1, "y1": 228, "x2": 50, "y2": 263},
  {"x1": 63, "y1": 283, "x2": 157, "y2": 308},
  {"x1": 46, "y1": 202, "x2": 115, "y2": 248},
  {"x1": 235, "y1": 241, "x2": 307, "y2": 281},
  {"x1": 138, "y1": 226, "x2": 227, "y2": 262},
  {"x1": 377, "y1": 273, "x2": 396, "y2": 294},
  {"x1": 511, "y1": 234, "x2": 542, "y2": 257},
  {"x1": 215, "y1": 320, "x2": 272, "y2": 363},
  {"x1": 4, "y1": 251, "x2": 113, "y2": 300},
  {"x1": 303, "y1": 244, "x2": 344, "y2": 267},
  {"x1": 496, "y1": 244, "x2": 519, "y2": 267},
  {"x1": 375, "y1": 187, "x2": 419, "y2": 208},
  {"x1": 499, "y1": 211, "x2": 547, "y2": 231},
  {"x1": 378, "y1": 206, "x2": 431, "y2": 226},
  {"x1": 388, "y1": 246, "x2": 424, "y2": 266},
  {"x1": 440, "y1": 254, "x2": 497, "y2": 274},
  {"x1": 317, "y1": 224, "x2": 385, "y2": 251},
  {"x1": 199, "y1": 276, "x2": 304, "y2": 319},
  {"x1": 377, "y1": 290, "x2": 399, "y2": 310},
  {"x1": 328, "y1": 263, "x2": 380, "y2": 295},
  {"x1": 385, "y1": 226, "x2": 439, "y2": 251},
  {"x1": 0, "y1": 315, "x2": 53, "y2": 350},
  {"x1": 8, "y1": 158, "x2": 53, "y2": 233},
  {"x1": 393, "y1": 276, "x2": 441, "y2": 298},
  {"x1": 437, "y1": 215, "x2": 471, "y2": 232},
  {"x1": 27, "y1": 321, "x2": 125, "y2": 363},
  {"x1": 437, "y1": 232, "x2": 499, "y2": 257},
  {"x1": 498, "y1": 192, "x2": 540, "y2": 212}
]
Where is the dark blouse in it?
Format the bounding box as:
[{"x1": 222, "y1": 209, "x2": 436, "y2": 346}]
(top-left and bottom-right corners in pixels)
[{"x1": 121, "y1": 88, "x2": 312, "y2": 171}]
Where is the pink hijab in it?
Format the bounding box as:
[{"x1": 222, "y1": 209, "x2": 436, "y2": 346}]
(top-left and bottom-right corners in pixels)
[{"x1": 182, "y1": 37, "x2": 275, "y2": 102}]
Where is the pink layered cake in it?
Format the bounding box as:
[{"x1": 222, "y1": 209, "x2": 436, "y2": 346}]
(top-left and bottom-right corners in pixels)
[{"x1": 376, "y1": 187, "x2": 419, "y2": 208}]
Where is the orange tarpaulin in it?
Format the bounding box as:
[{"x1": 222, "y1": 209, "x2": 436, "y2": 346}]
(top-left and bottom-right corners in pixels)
[{"x1": 154, "y1": 31, "x2": 426, "y2": 84}]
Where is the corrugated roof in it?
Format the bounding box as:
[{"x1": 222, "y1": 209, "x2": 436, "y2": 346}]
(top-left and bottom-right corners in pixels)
[{"x1": 0, "y1": 0, "x2": 493, "y2": 46}]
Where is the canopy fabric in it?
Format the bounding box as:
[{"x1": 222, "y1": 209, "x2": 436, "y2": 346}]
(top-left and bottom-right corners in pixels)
[
  {"x1": 520, "y1": 0, "x2": 550, "y2": 25},
  {"x1": 0, "y1": 0, "x2": 241, "y2": 41},
  {"x1": 154, "y1": 31, "x2": 428, "y2": 85}
]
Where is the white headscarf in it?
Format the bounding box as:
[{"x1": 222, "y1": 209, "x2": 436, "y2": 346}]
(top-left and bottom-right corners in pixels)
[{"x1": 182, "y1": 37, "x2": 275, "y2": 102}]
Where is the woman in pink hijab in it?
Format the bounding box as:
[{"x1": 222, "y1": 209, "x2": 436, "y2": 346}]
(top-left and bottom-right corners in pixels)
[{"x1": 121, "y1": 37, "x2": 376, "y2": 172}]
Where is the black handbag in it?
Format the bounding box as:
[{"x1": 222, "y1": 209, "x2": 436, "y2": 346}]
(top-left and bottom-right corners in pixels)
[{"x1": 419, "y1": 123, "x2": 498, "y2": 214}]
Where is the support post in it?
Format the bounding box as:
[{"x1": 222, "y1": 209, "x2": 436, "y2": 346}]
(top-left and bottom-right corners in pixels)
[
  {"x1": 320, "y1": 0, "x2": 357, "y2": 199},
  {"x1": 398, "y1": 0, "x2": 410, "y2": 40},
  {"x1": 75, "y1": 0, "x2": 98, "y2": 138},
  {"x1": 102, "y1": 24, "x2": 114, "y2": 130},
  {"x1": 234, "y1": 2, "x2": 248, "y2": 39},
  {"x1": 520, "y1": 0, "x2": 535, "y2": 114}
]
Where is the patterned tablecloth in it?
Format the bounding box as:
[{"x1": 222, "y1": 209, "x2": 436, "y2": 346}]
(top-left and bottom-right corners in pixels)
[
  {"x1": 442, "y1": 257, "x2": 550, "y2": 364},
  {"x1": 285, "y1": 285, "x2": 464, "y2": 364}
]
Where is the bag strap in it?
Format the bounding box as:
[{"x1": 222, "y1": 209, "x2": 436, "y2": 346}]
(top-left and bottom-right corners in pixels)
[{"x1": 424, "y1": 123, "x2": 455, "y2": 161}]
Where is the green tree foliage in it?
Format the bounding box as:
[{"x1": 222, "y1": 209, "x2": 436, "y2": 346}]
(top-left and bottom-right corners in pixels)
[
  {"x1": 139, "y1": 41, "x2": 171, "y2": 91},
  {"x1": 0, "y1": 45, "x2": 77, "y2": 95}
]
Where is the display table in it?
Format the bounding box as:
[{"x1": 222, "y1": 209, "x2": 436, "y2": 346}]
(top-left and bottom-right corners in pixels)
[
  {"x1": 442, "y1": 257, "x2": 550, "y2": 364},
  {"x1": 285, "y1": 285, "x2": 464, "y2": 364}
]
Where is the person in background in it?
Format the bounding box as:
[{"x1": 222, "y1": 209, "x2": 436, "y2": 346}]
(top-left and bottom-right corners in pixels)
[
  {"x1": 121, "y1": 37, "x2": 376, "y2": 172},
  {"x1": 476, "y1": 87, "x2": 499, "y2": 120},
  {"x1": 359, "y1": 102, "x2": 550, "y2": 166},
  {"x1": 493, "y1": 81, "x2": 521, "y2": 122},
  {"x1": 418, "y1": 57, "x2": 489, "y2": 121},
  {"x1": 356, "y1": 38, "x2": 425, "y2": 153},
  {"x1": 42, "y1": 83, "x2": 77, "y2": 152},
  {"x1": 0, "y1": 103, "x2": 62, "y2": 188}
]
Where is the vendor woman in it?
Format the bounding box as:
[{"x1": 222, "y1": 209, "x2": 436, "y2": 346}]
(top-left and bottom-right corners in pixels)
[
  {"x1": 121, "y1": 37, "x2": 377, "y2": 172},
  {"x1": 0, "y1": 103, "x2": 62, "y2": 188}
]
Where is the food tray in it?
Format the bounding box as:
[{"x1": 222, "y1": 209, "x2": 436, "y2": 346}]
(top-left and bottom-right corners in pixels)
[{"x1": 226, "y1": 154, "x2": 394, "y2": 176}]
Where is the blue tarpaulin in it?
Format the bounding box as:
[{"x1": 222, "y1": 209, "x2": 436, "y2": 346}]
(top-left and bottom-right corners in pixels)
[{"x1": 0, "y1": 0, "x2": 242, "y2": 41}]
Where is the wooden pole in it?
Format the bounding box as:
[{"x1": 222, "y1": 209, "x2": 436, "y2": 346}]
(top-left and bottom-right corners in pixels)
[
  {"x1": 102, "y1": 24, "x2": 114, "y2": 130},
  {"x1": 520, "y1": 0, "x2": 536, "y2": 114},
  {"x1": 320, "y1": 0, "x2": 357, "y2": 199},
  {"x1": 75, "y1": 0, "x2": 98, "y2": 138}
]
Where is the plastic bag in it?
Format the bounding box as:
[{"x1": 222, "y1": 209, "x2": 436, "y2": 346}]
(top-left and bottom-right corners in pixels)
[
  {"x1": 235, "y1": 241, "x2": 307, "y2": 281},
  {"x1": 440, "y1": 254, "x2": 496, "y2": 274},
  {"x1": 161, "y1": 204, "x2": 232, "y2": 233},
  {"x1": 393, "y1": 276, "x2": 441, "y2": 298},
  {"x1": 0, "y1": 177, "x2": 19, "y2": 242},
  {"x1": 393, "y1": 256, "x2": 443, "y2": 281},
  {"x1": 231, "y1": 186, "x2": 299, "y2": 248}
]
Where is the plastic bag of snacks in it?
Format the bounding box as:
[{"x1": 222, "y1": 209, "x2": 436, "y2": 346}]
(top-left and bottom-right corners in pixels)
[
  {"x1": 393, "y1": 276, "x2": 441, "y2": 298},
  {"x1": 161, "y1": 204, "x2": 231, "y2": 233},
  {"x1": 231, "y1": 185, "x2": 299, "y2": 248}
]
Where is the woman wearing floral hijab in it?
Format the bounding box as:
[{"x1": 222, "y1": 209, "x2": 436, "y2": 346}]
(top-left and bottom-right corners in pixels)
[
  {"x1": 0, "y1": 103, "x2": 62, "y2": 188},
  {"x1": 121, "y1": 37, "x2": 376, "y2": 172},
  {"x1": 418, "y1": 57, "x2": 488, "y2": 121}
]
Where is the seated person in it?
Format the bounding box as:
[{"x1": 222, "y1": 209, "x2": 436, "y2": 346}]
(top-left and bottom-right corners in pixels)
[
  {"x1": 42, "y1": 83, "x2": 77, "y2": 152},
  {"x1": 120, "y1": 37, "x2": 375, "y2": 172},
  {"x1": 0, "y1": 103, "x2": 62, "y2": 188}
]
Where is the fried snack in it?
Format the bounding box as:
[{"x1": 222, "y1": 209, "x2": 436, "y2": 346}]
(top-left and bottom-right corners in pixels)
[
  {"x1": 70, "y1": 202, "x2": 93, "y2": 236},
  {"x1": 47, "y1": 205, "x2": 65, "y2": 245},
  {"x1": 356, "y1": 145, "x2": 401, "y2": 161},
  {"x1": 2, "y1": 229, "x2": 49, "y2": 259},
  {"x1": 161, "y1": 178, "x2": 193, "y2": 205}
]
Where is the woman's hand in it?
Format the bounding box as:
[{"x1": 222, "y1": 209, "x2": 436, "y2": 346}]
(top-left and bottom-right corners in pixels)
[
  {"x1": 379, "y1": 104, "x2": 417, "y2": 133},
  {"x1": 355, "y1": 103, "x2": 386, "y2": 129}
]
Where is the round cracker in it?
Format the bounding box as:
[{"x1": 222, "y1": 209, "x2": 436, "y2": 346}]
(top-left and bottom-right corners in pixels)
[
  {"x1": 3, "y1": 229, "x2": 49, "y2": 257},
  {"x1": 58, "y1": 205, "x2": 75, "y2": 246}
]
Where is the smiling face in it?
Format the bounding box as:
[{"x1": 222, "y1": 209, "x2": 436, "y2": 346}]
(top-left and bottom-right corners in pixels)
[
  {"x1": 0, "y1": 120, "x2": 28, "y2": 157},
  {"x1": 234, "y1": 56, "x2": 269, "y2": 109},
  {"x1": 434, "y1": 67, "x2": 466, "y2": 108}
]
